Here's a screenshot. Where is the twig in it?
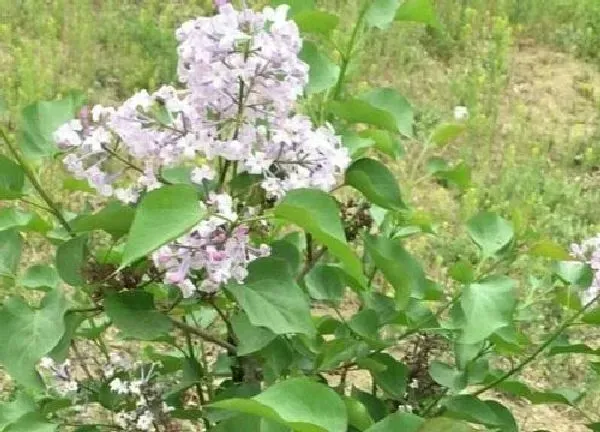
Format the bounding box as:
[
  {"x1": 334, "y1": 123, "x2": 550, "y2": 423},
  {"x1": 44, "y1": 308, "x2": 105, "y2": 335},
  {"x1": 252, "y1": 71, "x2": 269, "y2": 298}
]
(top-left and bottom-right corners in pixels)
[
  {"x1": 171, "y1": 318, "x2": 237, "y2": 353},
  {"x1": 19, "y1": 197, "x2": 53, "y2": 213},
  {"x1": 296, "y1": 247, "x2": 327, "y2": 282},
  {"x1": 1, "y1": 128, "x2": 74, "y2": 236},
  {"x1": 183, "y1": 316, "x2": 212, "y2": 430},
  {"x1": 70, "y1": 340, "x2": 94, "y2": 381},
  {"x1": 331, "y1": 0, "x2": 370, "y2": 101},
  {"x1": 471, "y1": 292, "x2": 600, "y2": 397}
]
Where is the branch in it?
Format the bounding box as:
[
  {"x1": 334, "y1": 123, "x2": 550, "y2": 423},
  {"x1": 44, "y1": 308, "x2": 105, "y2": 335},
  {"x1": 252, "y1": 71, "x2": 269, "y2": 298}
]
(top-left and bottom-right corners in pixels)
[
  {"x1": 471, "y1": 292, "x2": 600, "y2": 397},
  {"x1": 1, "y1": 128, "x2": 74, "y2": 236},
  {"x1": 296, "y1": 247, "x2": 327, "y2": 282},
  {"x1": 171, "y1": 318, "x2": 237, "y2": 353},
  {"x1": 331, "y1": 0, "x2": 370, "y2": 101}
]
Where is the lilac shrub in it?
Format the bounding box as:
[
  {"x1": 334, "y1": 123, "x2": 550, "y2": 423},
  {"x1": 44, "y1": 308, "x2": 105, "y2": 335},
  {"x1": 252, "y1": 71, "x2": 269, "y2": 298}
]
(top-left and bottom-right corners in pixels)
[{"x1": 0, "y1": 1, "x2": 599, "y2": 431}]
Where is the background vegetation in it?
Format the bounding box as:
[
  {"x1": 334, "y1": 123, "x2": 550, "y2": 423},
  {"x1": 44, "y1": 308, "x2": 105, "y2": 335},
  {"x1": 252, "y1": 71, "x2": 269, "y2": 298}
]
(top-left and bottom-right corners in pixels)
[{"x1": 1, "y1": 0, "x2": 600, "y2": 430}]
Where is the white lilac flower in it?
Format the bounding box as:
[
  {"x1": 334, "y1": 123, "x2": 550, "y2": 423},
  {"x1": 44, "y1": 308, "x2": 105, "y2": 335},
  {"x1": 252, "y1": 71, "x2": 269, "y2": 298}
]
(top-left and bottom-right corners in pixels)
[
  {"x1": 454, "y1": 105, "x2": 469, "y2": 121},
  {"x1": 115, "y1": 411, "x2": 137, "y2": 429},
  {"x1": 38, "y1": 358, "x2": 79, "y2": 396},
  {"x1": 570, "y1": 235, "x2": 600, "y2": 304},
  {"x1": 397, "y1": 404, "x2": 414, "y2": 413},
  {"x1": 53, "y1": 120, "x2": 83, "y2": 148},
  {"x1": 129, "y1": 379, "x2": 143, "y2": 395},
  {"x1": 136, "y1": 410, "x2": 155, "y2": 431},
  {"x1": 110, "y1": 377, "x2": 130, "y2": 395},
  {"x1": 191, "y1": 165, "x2": 215, "y2": 184},
  {"x1": 109, "y1": 351, "x2": 133, "y2": 371},
  {"x1": 152, "y1": 198, "x2": 269, "y2": 295},
  {"x1": 40, "y1": 357, "x2": 55, "y2": 369},
  {"x1": 56, "y1": 380, "x2": 78, "y2": 396}
]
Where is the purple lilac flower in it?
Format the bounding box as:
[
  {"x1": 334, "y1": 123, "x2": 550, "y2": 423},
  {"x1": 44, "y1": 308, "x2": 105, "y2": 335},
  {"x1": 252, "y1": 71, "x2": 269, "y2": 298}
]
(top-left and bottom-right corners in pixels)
[{"x1": 53, "y1": 3, "x2": 350, "y2": 294}]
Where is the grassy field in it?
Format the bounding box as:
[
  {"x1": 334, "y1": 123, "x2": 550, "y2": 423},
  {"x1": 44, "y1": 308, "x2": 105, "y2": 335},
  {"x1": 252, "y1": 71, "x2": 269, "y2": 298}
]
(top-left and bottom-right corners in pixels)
[{"x1": 2, "y1": 0, "x2": 600, "y2": 430}]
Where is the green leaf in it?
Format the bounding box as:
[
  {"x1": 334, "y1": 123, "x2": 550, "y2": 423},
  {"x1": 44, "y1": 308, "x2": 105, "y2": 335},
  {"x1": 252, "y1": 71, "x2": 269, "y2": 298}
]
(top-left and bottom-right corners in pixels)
[
  {"x1": 418, "y1": 418, "x2": 473, "y2": 432},
  {"x1": 583, "y1": 308, "x2": 600, "y2": 324},
  {"x1": 3, "y1": 413, "x2": 57, "y2": 432},
  {"x1": 429, "y1": 361, "x2": 467, "y2": 392},
  {"x1": 344, "y1": 397, "x2": 374, "y2": 431},
  {"x1": 329, "y1": 100, "x2": 398, "y2": 134},
  {"x1": 368, "y1": 130, "x2": 405, "y2": 159},
  {"x1": 260, "y1": 339, "x2": 294, "y2": 380},
  {"x1": 364, "y1": 235, "x2": 427, "y2": 308},
  {"x1": 226, "y1": 259, "x2": 314, "y2": 336},
  {"x1": 304, "y1": 264, "x2": 346, "y2": 303},
  {"x1": 395, "y1": 0, "x2": 441, "y2": 28},
  {"x1": 485, "y1": 401, "x2": 517, "y2": 432},
  {"x1": 548, "y1": 343, "x2": 600, "y2": 356},
  {"x1": 0, "y1": 393, "x2": 36, "y2": 430},
  {"x1": 55, "y1": 235, "x2": 87, "y2": 286},
  {"x1": 0, "y1": 289, "x2": 69, "y2": 389},
  {"x1": 456, "y1": 276, "x2": 516, "y2": 344},
  {"x1": 0, "y1": 155, "x2": 25, "y2": 199},
  {"x1": 345, "y1": 158, "x2": 405, "y2": 211},
  {"x1": 270, "y1": 239, "x2": 303, "y2": 277},
  {"x1": 19, "y1": 265, "x2": 60, "y2": 291},
  {"x1": 366, "y1": 0, "x2": 402, "y2": 30},
  {"x1": 529, "y1": 240, "x2": 571, "y2": 260},
  {"x1": 495, "y1": 380, "x2": 583, "y2": 406},
  {"x1": 443, "y1": 395, "x2": 502, "y2": 426},
  {"x1": 449, "y1": 260, "x2": 474, "y2": 284},
  {"x1": 121, "y1": 184, "x2": 203, "y2": 267},
  {"x1": 342, "y1": 133, "x2": 375, "y2": 159},
  {"x1": 294, "y1": 10, "x2": 339, "y2": 35},
  {"x1": 212, "y1": 377, "x2": 347, "y2": 432},
  {"x1": 466, "y1": 212, "x2": 514, "y2": 257},
  {"x1": 48, "y1": 311, "x2": 85, "y2": 362},
  {"x1": 19, "y1": 92, "x2": 85, "y2": 160},
  {"x1": 365, "y1": 412, "x2": 424, "y2": 432},
  {"x1": 232, "y1": 312, "x2": 276, "y2": 356},
  {"x1": 351, "y1": 388, "x2": 387, "y2": 423},
  {"x1": 360, "y1": 88, "x2": 414, "y2": 137},
  {"x1": 554, "y1": 261, "x2": 593, "y2": 287},
  {"x1": 299, "y1": 41, "x2": 340, "y2": 94},
  {"x1": 317, "y1": 339, "x2": 368, "y2": 370},
  {"x1": 367, "y1": 353, "x2": 408, "y2": 399},
  {"x1": 0, "y1": 207, "x2": 50, "y2": 233},
  {"x1": 0, "y1": 229, "x2": 23, "y2": 276},
  {"x1": 104, "y1": 291, "x2": 172, "y2": 340},
  {"x1": 270, "y1": 0, "x2": 314, "y2": 16},
  {"x1": 274, "y1": 189, "x2": 363, "y2": 283},
  {"x1": 62, "y1": 177, "x2": 94, "y2": 193},
  {"x1": 434, "y1": 162, "x2": 471, "y2": 191},
  {"x1": 348, "y1": 309, "x2": 381, "y2": 342},
  {"x1": 72, "y1": 201, "x2": 135, "y2": 239},
  {"x1": 429, "y1": 122, "x2": 466, "y2": 147},
  {"x1": 213, "y1": 414, "x2": 290, "y2": 432}
]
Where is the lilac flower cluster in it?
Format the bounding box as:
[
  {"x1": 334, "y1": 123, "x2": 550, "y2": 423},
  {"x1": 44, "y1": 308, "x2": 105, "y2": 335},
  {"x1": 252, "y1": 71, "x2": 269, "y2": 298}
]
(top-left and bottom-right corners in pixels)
[
  {"x1": 570, "y1": 235, "x2": 600, "y2": 304},
  {"x1": 40, "y1": 352, "x2": 174, "y2": 431},
  {"x1": 39, "y1": 357, "x2": 78, "y2": 396},
  {"x1": 152, "y1": 193, "x2": 269, "y2": 296},
  {"x1": 53, "y1": 3, "x2": 350, "y2": 296}
]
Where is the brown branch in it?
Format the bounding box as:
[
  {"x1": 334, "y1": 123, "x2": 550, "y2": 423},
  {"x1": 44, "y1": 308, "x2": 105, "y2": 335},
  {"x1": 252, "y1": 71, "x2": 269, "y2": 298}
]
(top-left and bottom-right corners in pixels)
[{"x1": 171, "y1": 318, "x2": 237, "y2": 353}]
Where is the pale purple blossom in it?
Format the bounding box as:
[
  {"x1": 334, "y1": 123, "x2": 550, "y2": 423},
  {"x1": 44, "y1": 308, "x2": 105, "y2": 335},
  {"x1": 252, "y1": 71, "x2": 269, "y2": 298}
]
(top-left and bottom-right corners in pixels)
[
  {"x1": 54, "y1": 3, "x2": 348, "y2": 295},
  {"x1": 152, "y1": 194, "x2": 270, "y2": 296},
  {"x1": 570, "y1": 235, "x2": 600, "y2": 304}
]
